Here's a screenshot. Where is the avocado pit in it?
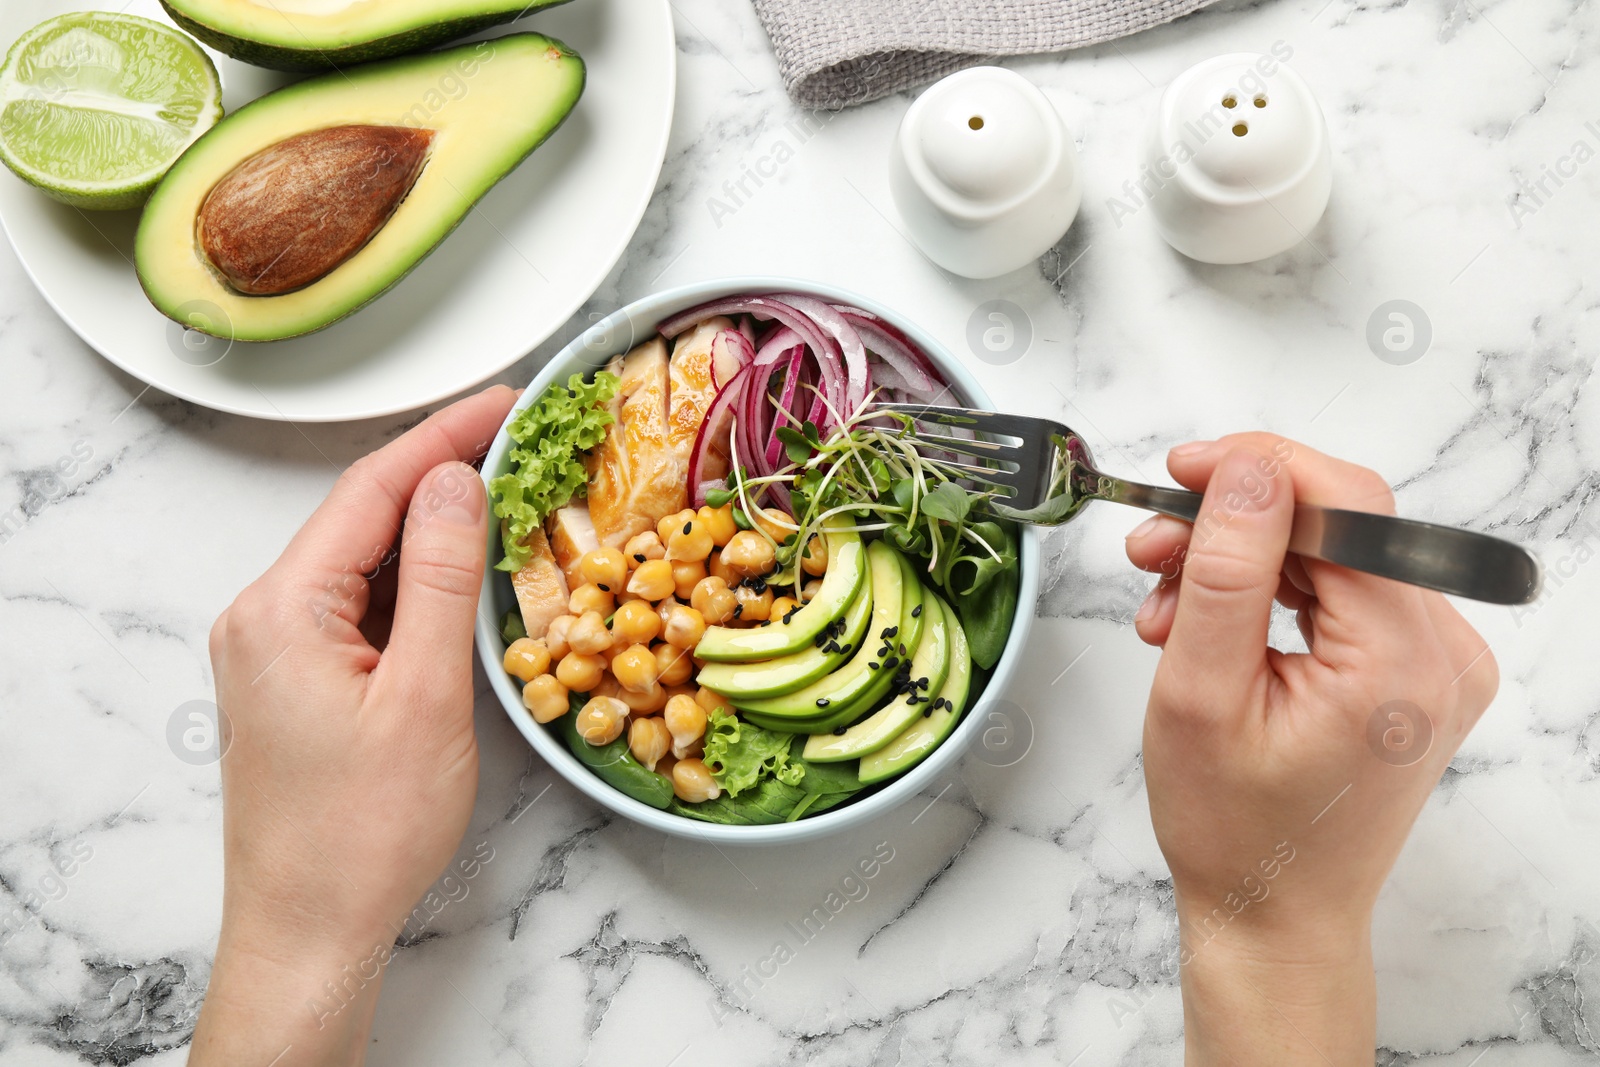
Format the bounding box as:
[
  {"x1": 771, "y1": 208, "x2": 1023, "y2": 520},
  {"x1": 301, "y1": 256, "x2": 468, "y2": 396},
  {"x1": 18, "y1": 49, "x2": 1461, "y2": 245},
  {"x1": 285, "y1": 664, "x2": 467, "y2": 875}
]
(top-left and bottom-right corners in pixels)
[{"x1": 195, "y1": 124, "x2": 433, "y2": 296}]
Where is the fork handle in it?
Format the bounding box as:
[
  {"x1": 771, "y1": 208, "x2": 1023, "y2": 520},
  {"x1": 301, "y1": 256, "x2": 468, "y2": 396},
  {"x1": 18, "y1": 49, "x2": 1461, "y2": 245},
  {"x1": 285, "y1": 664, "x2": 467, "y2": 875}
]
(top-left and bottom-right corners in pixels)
[{"x1": 1106, "y1": 479, "x2": 1542, "y2": 605}]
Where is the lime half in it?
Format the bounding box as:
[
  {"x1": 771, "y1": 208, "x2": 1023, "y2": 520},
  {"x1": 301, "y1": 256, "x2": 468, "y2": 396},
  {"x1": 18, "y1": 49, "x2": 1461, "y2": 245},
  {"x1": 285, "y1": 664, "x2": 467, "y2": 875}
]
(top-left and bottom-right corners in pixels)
[{"x1": 0, "y1": 12, "x2": 222, "y2": 211}]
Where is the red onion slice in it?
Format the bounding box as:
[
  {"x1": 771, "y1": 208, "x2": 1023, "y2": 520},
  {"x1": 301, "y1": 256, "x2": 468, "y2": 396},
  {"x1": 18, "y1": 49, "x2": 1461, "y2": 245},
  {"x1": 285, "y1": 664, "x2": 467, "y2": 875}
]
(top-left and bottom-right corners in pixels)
[
  {"x1": 710, "y1": 329, "x2": 753, "y2": 390},
  {"x1": 689, "y1": 364, "x2": 750, "y2": 506},
  {"x1": 773, "y1": 293, "x2": 870, "y2": 412}
]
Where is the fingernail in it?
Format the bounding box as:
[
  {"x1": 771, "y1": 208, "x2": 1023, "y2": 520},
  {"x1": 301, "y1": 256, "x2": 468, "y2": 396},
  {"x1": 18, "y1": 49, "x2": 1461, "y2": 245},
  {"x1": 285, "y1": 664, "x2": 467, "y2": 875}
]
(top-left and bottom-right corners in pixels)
[
  {"x1": 1170, "y1": 440, "x2": 1214, "y2": 458},
  {"x1": 419, "y1": 462, "x2": 484, "y2": 526},
  {"x1": 1135, "y1": 582, "x2": 1163, "y2": 622},
  {"x1": 1127, "y1": 516, "x2": 1160, "y2": 541}
]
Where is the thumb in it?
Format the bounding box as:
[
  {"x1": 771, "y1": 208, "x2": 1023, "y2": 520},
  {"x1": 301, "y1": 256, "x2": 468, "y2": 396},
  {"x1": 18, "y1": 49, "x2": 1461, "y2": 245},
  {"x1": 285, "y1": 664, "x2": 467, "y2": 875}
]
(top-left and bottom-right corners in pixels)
[
  {"x1": 383, "y1": 462, "x2": 488, "y2": 700},
  {"x1": 1161, "y1": 446, "x2": 1293, "y2": 717}
]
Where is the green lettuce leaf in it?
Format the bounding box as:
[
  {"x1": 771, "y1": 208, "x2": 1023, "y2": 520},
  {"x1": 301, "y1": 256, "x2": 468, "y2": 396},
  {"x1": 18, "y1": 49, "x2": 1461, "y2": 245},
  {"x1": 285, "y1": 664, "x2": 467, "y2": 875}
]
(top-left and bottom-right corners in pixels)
[
  {"x1": 489, "y1": 372, "x2": 619, "y2": 572},
  {"x1": 702, "y1": 708, "x2": 805, "y2": 797}
]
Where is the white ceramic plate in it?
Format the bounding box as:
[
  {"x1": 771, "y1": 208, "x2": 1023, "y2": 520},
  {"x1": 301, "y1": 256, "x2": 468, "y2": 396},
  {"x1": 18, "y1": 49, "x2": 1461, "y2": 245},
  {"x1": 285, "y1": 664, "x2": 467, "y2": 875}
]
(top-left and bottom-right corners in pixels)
[
  {"x1": 475, "y1": 279, "x2": 1041, "y2": 844},
  {"x1": 0, "y1": 0, "x2": 674, "y2": 422}
]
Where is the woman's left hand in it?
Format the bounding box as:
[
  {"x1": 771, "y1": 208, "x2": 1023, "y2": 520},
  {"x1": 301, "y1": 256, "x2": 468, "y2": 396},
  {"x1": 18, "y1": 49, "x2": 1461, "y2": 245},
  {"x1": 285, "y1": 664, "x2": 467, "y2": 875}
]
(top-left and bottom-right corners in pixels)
[{"x1": 190, "y1": 385, "x2": 516, "y2": 1067}]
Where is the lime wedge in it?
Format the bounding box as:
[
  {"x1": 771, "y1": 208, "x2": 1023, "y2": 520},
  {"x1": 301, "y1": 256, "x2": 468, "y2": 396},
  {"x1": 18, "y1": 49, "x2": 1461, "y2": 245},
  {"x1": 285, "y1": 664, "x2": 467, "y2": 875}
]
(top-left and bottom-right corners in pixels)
[{"x1": 0, "y1": 12, "x2": 222, "y2": 211}]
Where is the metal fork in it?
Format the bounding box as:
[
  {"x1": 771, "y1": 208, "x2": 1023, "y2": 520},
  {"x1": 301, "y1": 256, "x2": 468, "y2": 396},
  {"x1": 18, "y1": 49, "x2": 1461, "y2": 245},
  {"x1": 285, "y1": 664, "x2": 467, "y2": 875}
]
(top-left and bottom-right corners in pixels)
[{"x1": 876, "y1": 403, "x2": 1542, "y2": 606}]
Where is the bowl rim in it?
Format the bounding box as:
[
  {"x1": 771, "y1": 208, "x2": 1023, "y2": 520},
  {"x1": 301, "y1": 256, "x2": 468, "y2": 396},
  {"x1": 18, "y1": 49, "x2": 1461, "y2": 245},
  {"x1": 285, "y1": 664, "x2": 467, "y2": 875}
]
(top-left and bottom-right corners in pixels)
[{"x1": 475, "y1": 276, "x2": 1040, "y2": 844}]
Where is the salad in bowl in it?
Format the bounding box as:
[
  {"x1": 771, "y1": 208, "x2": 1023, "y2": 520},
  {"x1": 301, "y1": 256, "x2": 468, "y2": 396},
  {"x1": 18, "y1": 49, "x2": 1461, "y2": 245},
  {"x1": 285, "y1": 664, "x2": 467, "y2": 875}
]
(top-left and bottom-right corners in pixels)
[{"x1": 476, "y1": 280, "x2": 1038, "y2": 841}]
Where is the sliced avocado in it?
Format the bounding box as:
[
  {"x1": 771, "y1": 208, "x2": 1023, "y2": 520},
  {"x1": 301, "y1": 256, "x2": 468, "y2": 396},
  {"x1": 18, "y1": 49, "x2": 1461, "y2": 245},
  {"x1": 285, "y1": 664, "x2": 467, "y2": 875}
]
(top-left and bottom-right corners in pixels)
[
  {"x1": 160, "y1": 0, "x2": 570, "y2": 71},
  {"x1": 859, "y1": 597, "x2": 973, "y2": 784},
  {"x1": 694, "y1": 571, "x2": 872, "y2": 700},
  {"x1": 803, "y1": 590, "x2": 952, "y2": 763},
  {"x1": 748, "y1": 554, "x2": 927, "y2": 735},
  {"x1": 135, "y1": 35, "x2": 583, "y2": 342},
  {"x1": 695, "y1": 523, "x2": 864, "y2": 663},
  {"x1": 728, "y1": 541, "x2": 903, "y2": 718}
]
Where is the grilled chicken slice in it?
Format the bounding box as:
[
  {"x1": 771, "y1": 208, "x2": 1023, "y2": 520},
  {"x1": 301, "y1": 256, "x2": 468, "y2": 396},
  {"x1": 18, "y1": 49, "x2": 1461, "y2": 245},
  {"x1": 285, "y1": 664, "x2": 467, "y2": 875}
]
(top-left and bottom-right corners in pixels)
[
  {"x1": 509, "y1": 524, "x2": 569, "y2": 640},
  {"x1": 586, "y1": 338, "x2": 684, "y2": 548},
  {"x1": 667, "y1": 316, "x2": 735, "y2": 491},
  {"x1": 546, "y1": 503, "x2": 599, "y2": 589}
]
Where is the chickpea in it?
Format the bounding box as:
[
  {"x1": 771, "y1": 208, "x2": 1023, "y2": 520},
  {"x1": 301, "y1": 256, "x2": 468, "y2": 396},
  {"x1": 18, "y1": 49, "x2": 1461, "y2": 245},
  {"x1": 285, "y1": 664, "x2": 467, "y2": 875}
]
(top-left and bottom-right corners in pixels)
[
  {"x1": 769, "y1": 596, "x2": 799, "y2": 624},
  {"x1": 754, "y1": 507, "x2": 797, "y2": 544},
  {"x1": 655, "y1": 751, "x2": 678, "y2": 780},
  {"x1": 579, "y1": 547, "x2": 628, "y2": 592},
  {"x1": 664, "y1": 683, "x2": 698, "y2": 705},
  {"x1": 656, "y1": 508, "x2": 697, "y2": 544},
  {"x1": 690, "y1": 576, "x2": 738, "y2": 625},
  {"x1": 802, "y1": 578, "x2": 823, "y2": 601},
  {"x1": 569, "y1": 582, "x2": 615, "y2": 617},
  {"x1": 521, "y1": 674, "x2": 570, "y2": 723},
  {"x1": 695, "y1": 685, "x2": 732, "y2": 716},
  {"x1": 590, "y1": 674, "x2": 622, "y2": 701},
  {"x1": 800, "y1": 534, "x2": 828, "y2": 576},
  {"x1": 502, "y1": 638, "x2": 551, "y2": 682},
  {"x1": 708, "y1": 549, "x2": 738, "y2": 585},
  {"x1": 662, "y1": 604, "x2": 707, "y2": 649},
  {"x1": 628, "y1": 716, "x2": 672, "y2": 771},
  {"x1": 663, "y1": 560, "x2": 701, "y2": 602},
  {"x1": 697, "y1": 504, "x2": 737, "y2": 547},
  {"x1": 623, "y1": 530, "x2": 666, "y2": 566},
  {"x1": 735, "y1": 584, "x2": 774, "y2": 622},
  {"x1": 627, "y1": 558, "x2": 675, "y2": 601},
  {"x1": 544, "y1": 614, "x2": 577, "y2": 661},
  {"x1": 555, "y1": 651, "x2": 606, "y2": 692},
  {"x1": 721, "y1": 531, "x2": 776, "y2": 577},
  {"x1": 666, "y1": 521, "x2": 715, "y2": 565},
  {"x1": 617, "y1": 681, "x2": 667, "y2": 714},
  {"x1": 654, "y1": 641, "x2": 695, "y2": 686},
  {"x1": 566, "y1": 611, "x2": 612, "y2": 656},
  {"x1": 612, "y1": 643, "x2": 660, "y2": 693},
  {"x1": 672, "y1": 758, "x2": 721, "y2": 802},
  {"x1": 663, "y1": 693, "x2": 709, "y2": 759},
  {"x1": 575, "y1": 696, "x2": 628, "y2": 746},
  {"x1": 612, "y1": 599, "x2": 661, "y2": 645}
]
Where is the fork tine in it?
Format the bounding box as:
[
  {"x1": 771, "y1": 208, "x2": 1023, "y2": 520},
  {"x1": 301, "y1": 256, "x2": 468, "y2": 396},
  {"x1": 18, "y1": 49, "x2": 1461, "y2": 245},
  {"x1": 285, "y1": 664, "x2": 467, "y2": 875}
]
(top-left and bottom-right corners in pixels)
[
  {"x1": 898, "y1": 431, "x2": 1012, "y2": 459},
  {"x1": 927, "y1": 461, "x2": 1022, "y2": 492},
  {"x1": 875, "y1": 403, "x2": 1024, "y2": 439}
]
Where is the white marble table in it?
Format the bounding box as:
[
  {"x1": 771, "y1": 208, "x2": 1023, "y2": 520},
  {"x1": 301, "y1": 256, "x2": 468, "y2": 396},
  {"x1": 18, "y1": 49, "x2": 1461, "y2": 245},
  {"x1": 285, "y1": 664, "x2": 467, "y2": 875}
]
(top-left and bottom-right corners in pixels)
[{"x1": 3, "y1": 0, "x2": 1598, "y2": 1062}]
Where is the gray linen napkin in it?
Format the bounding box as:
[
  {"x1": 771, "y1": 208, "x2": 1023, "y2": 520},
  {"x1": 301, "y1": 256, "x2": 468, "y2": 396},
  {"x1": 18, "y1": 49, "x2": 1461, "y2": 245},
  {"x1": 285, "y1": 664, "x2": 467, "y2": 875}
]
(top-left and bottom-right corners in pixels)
[{"x1": 751, "y1": 0, "x2": 1218, "y2": 108}]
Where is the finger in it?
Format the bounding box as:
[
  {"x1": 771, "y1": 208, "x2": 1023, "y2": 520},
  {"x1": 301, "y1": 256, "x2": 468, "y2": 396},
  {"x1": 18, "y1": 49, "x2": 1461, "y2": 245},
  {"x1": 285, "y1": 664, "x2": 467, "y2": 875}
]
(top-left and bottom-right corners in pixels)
[
  {"x1": 1167, "y1": 433, "x2": 1430, "y2": 646},
  {"x1": 1160, "y1": 445, "x2": 1294, "y2": 716},
  {"x1": 378, "y1": 462, "x2": 490, "y2": 703},
  {"x1": 1125, "y1": 516, "x2": 1192, "y2": 578},
  {"x1": 275, "y1": 386, "x2": 515, "y2": 605},
  {"x1": 1133, "y1": 575, "x2": 1181, "y2": 646}
]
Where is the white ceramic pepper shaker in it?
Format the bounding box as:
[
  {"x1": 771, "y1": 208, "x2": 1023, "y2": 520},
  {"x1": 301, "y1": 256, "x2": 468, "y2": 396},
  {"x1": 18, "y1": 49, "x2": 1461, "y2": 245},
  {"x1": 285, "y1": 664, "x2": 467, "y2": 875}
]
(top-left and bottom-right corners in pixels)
[
  {"x1": 1143, "y1": 52, "x2": 1332, "y2": 264},
  {"x1": 889, "y1": 66, "x2": 1082, "y2": 279}
]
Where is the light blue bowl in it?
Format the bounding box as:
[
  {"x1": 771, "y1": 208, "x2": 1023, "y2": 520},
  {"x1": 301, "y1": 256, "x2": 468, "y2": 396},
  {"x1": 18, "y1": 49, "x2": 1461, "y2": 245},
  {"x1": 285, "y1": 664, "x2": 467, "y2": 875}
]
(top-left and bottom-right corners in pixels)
[{"x1": 475, "y1": 277, "x2": 1039, "y2": 843}]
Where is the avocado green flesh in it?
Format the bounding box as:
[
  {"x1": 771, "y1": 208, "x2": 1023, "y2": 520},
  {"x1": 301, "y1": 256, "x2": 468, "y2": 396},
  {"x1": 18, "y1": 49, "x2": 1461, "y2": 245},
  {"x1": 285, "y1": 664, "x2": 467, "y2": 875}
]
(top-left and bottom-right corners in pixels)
[
  {"x1": 134, "y1": 35, "x2": 584, "y2": 342},
  {"x1": 695, "y1": 527, "x2": 864, "y2": 663},
  {"x1": 749, "y1": 558, "x2": 928, "y2": 734},
  {"x1": 159, "y1": 0, "x2": 571, "y2": 71},
  {"x1": 694, "y1": 574, "x2": 873, "y2": 701},
  {"x1": 803, "y1": 592, "x2": 952, "y2": 763},
  {"x1": 859, "y1": 598, "x2": 973, "y2": 784},
  {"x1": 729, "y1": 541, "x2": 903, "y2": 718}
]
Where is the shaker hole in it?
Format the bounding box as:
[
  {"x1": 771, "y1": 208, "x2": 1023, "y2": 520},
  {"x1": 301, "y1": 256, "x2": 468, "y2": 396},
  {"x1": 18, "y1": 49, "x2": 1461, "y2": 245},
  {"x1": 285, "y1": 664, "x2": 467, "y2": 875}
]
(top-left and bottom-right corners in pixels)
[
  {"x1": 1253, "y1": 95, "x2": 1267, "y2": 108},
  {"x1": 1222, "y1": 95, "x2": 1237, "y2": 108},
  {"x1": 968, "y1": 115, "x2": 984, "y2": 130},
  {"x1": 1232, "y1": 122, "x2": 1248, "y2": 136}
]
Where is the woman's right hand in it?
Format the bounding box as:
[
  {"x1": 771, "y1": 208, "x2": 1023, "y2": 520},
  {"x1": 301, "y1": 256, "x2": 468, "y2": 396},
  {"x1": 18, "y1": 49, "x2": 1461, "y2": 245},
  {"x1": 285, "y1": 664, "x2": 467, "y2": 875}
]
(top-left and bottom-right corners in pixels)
[{"x1": 1123, "y1": 433, "x2": 1499, "y2": 1064}]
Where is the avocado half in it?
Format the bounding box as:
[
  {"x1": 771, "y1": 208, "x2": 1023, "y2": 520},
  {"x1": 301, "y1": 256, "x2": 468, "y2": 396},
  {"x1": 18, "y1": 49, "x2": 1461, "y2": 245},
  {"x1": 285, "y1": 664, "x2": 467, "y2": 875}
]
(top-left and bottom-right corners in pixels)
[
  {"x1": 159, "y1": 0, "x2": 572, "y2": 71},
  {"x1": 135, "y1": 34, "x2": 584, "y2": 342}
]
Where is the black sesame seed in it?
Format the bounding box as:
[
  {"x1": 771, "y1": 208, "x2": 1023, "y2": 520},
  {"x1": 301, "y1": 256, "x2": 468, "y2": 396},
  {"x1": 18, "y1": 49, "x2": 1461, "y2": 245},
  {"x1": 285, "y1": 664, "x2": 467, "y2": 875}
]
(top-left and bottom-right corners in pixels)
[
  {"x1": 911, "y1": 604, "x2": 923, "y2": 618},
  {"x1": 633, "y1": 553, "x2": 647, "y2": 563},
  {"x1": 833, "y1": 726, "x2": 848, "y2": 735},
  {"x1": 816, "y1": 698, "x2": 831, "y2": 708},
  {"x1": 899, "y1": 644, "x2": 908, "y2": 656},
  {"x1": 923, "y1": 707, "x2": 934, "y2": 717},
  {"x1": 886, "y1": 626, "x2": 899, "y2": 638},
  {"x1": 869, "y1": 661, "x2": 880, "y2": 670},
  {"x1": 597, "y1": 584, "x2": 610, "y2": 592},
  {"x1": 839, "y1": 644, "x2": 851, "y2": 656},
  {"x1": 733, "y1": 604, "x2": 743, "y2": 619},
  {"x1": 683, "y1": 521, "x2": 693, "y2": 535}
]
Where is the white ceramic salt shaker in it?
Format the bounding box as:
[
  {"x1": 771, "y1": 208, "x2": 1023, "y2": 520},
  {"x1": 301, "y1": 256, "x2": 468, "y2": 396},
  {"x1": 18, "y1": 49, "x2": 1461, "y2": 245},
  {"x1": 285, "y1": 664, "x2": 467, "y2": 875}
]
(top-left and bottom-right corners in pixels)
[
  {"x1": 1144, "y1": 52, "x2": 1332, "y2": 264},
  {"x1": 889, "y1": 66, "x2": 1082, "y2": 279}
]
